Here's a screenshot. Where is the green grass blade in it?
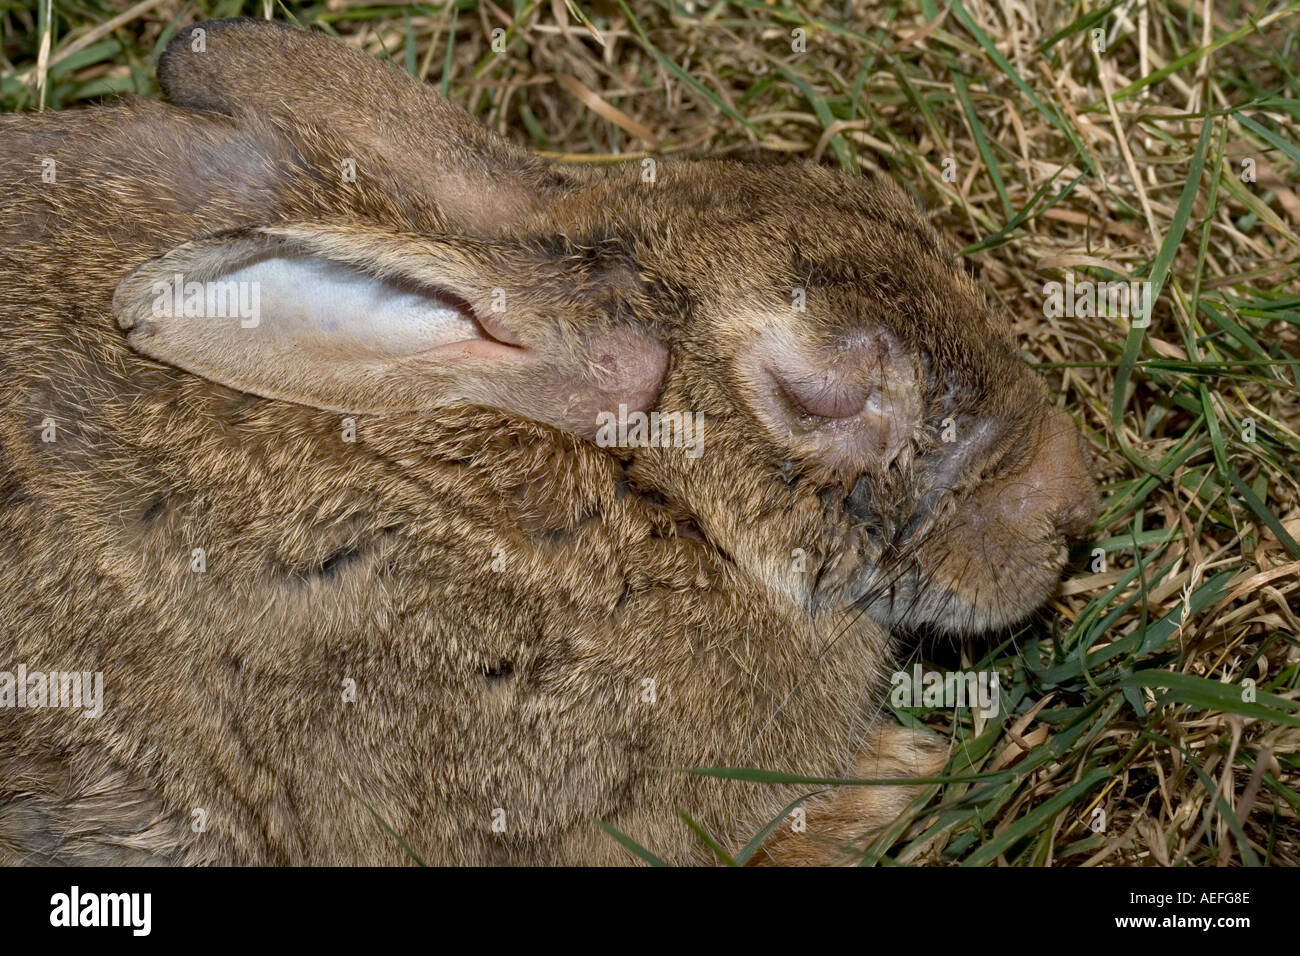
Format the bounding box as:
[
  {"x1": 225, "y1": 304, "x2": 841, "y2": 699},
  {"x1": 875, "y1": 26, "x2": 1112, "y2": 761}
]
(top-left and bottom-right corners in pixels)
[{"x1": 595, "y1": 819, "x2": 669, "y2": 866}]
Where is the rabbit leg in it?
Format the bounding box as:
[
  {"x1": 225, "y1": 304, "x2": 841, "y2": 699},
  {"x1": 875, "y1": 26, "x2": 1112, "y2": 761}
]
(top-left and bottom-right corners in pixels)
[{"x1": 751, "y1": 723, "x2": 949, "y2": 866}]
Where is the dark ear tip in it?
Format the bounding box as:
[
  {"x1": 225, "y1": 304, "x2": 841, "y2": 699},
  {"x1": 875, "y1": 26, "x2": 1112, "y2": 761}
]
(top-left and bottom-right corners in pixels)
[{"x1": 159, "y1": 17, "x2": 300, "y2": 101}]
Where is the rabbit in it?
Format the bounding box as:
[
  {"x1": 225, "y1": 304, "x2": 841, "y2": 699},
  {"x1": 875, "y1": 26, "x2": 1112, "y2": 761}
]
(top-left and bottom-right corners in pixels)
[{"x1": 0, "y1": 17, "x2": 1097, "y2": 866}]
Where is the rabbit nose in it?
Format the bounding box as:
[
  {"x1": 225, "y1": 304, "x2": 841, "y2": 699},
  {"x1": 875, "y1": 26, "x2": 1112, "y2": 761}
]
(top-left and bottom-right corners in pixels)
[
  {"x1": 995, "y1": 408, "x2": 1098, "y2": 539},
  {"x1": 1044, "y1": 411, "x2": 1099, "y2": 537}
]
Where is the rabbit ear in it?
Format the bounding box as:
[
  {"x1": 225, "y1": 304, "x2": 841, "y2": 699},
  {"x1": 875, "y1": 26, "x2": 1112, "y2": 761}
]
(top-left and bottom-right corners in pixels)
[
  {"x1": 743, "y1": 324, "x2": 922, "y2": 474},
  {"x1": 157, "y1": 18, "x2": 570, "y2": 233},
  {"x1": 111, "y1": 225, "x2": 666, "y2": 439}
]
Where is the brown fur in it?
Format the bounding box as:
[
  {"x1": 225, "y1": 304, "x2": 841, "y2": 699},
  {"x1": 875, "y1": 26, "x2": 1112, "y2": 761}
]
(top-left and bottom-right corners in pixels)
[{"x1": 0, "y1": 18, "x2": 1094, "y2": 865}]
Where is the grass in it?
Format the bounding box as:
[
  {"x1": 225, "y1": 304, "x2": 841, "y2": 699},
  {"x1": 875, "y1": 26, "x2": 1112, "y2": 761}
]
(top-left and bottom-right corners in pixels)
[{"x1": 3, "y1": 0, "x2": 1297, "y2": 866}]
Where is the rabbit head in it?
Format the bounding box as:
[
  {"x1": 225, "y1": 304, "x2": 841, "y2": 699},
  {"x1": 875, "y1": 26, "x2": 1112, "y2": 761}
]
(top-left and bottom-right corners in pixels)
[
  {"x1": 134, "y1": 18, "x2": 1098, "y2": 647},
  {"x1": 580, "y1": 161, "x2": 1101, "y2": 638}
]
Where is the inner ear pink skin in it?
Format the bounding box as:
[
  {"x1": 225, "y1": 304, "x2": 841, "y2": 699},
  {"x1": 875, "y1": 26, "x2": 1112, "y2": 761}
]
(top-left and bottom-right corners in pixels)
[
  {"x1": 419, "y1": 301, "x2": 530, "y2": 362},
  {"x1": 748, "y1": 327, "x2": 921, "y2": 474},
  {"x1": 426, "y1": 339, "x2": 529, "y2": 362},
  {"x1": 473, "y1": 305, "x2": 525, "y2": 346}
]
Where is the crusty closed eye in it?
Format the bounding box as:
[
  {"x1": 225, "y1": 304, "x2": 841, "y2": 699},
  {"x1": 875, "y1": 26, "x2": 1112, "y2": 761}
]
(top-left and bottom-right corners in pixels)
[{"x1": 741, "y1": 321, "x2": 923, "y2": 476}]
